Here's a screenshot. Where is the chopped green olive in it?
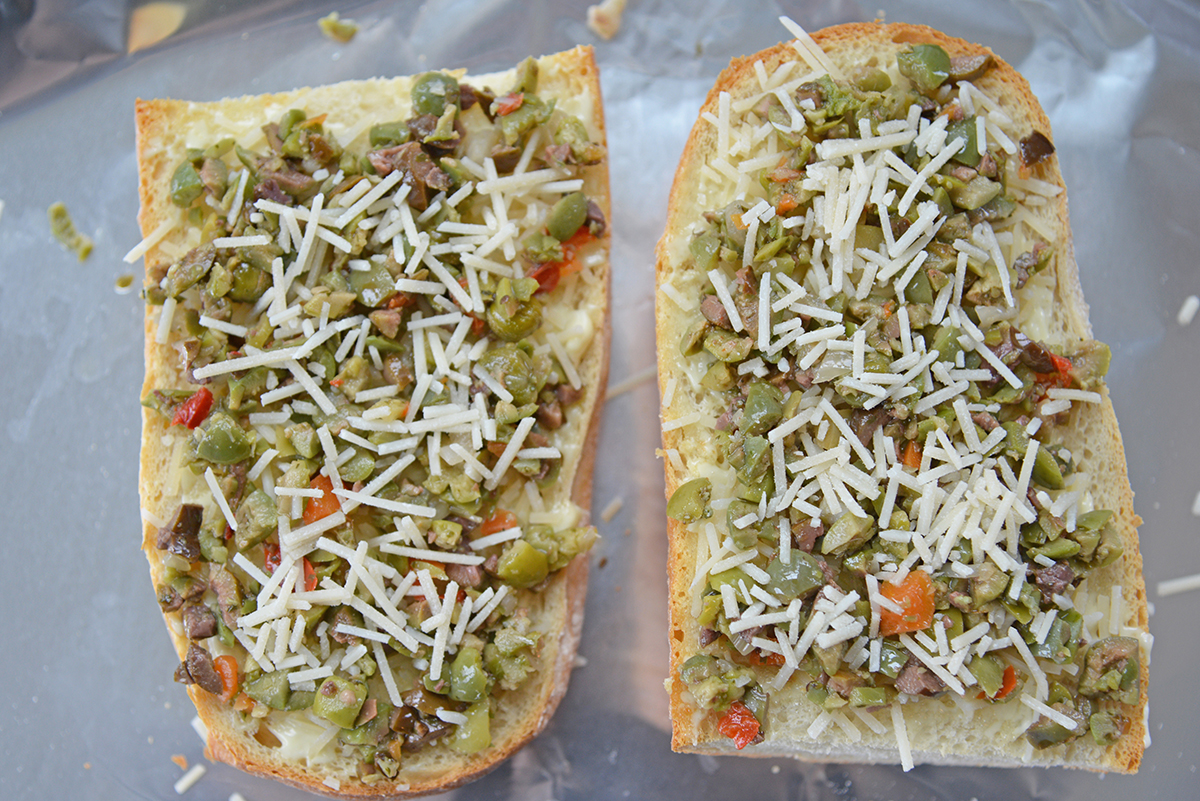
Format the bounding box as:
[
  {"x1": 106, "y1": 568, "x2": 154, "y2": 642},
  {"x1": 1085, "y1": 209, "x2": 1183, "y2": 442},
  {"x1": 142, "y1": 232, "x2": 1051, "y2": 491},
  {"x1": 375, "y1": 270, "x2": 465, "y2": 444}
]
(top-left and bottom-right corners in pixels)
[
  {"x1": 948, "y1": 117, "x2": 982, "y2": 167},
  {"x1": 972, "y1": 654, "x2": 1006, "y2": 698},
  {"x1": 704, "y1": 328, "x2": 753, "y2": 362},
  {"x1": 164, "y1": 245, "x2": 216, "y2": 298},
  {"x1": 170, "y1": 161, "x2": 205, "y2": 207},
  {"x1": 497, "y1": 540, "x2": 549, "y2": 588},
  {"x1": 349, "y1": 260, "x2": 397, "y2": 308},
  {"x1": 369, "y1": 121, "x2": 410, "y2": 147},
  {"x1": 497, "y1": 95, "x2": 553, "y2": 146},
  {"x1": 195, "y1": 411, "x2": 252, "y2": 464},
  {"x1": 764, "y1": 551, "x2": 823, "y2": 598},
  {"x1": 487, "y1": 277, "x2": 543, "y2": 342},
  {"x1": 1031, "y1": 445, "x2": 1065, "y2": 489},
  {"x1": 897, "y1": 44, "x2": 951, "y2": 94},
  {"x1": 411, "y1": 72, "x2": 460, "y2": 117},
  {"x1": 448, "y1": 700, "x2": 491, "y2": 754},
  {"x1": 313, "y1": 675, "x2": 368, "y2": 729},
  {"x1": 822, "y1": 512, "x2": 875, "y2": 556},
  {"x1": 848, "y1": 686, "x2": 889, "y2": 708},
  {"x1": 949, "y1": 176, "x2": 1002, "y2": 210},
  {"x1": 234, "y1": 489, "x2": 278, "y2": 550},
  {"x1": 477, "y1": 343, "x2": 539, "y2": 405},
  {"x1": 1026, "y1": 703, "x2": 1086, "y2": 749},
  {"x1": 741, "y1": 382, "x2": 784, "y2": 436},
  {"x1": 667, "y1": 478, "x2": 712, "y2": 523},
  {"x1": 244, "y1": 671, "x2": 291, "y2": 710},
  {"x1": 448, "y1": 647, "x2": 487, "y2": 703},
  {"x1": 546, "y1": 192, "x2": 589, "y2": 242}
]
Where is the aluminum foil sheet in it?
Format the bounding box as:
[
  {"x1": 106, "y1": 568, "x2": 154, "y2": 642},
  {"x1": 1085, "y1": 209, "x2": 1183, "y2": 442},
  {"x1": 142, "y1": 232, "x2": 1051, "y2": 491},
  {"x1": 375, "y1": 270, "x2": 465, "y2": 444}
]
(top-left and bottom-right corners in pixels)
[{"x1": 1, "y1": 1, "x2": 1196, "y2": 799}]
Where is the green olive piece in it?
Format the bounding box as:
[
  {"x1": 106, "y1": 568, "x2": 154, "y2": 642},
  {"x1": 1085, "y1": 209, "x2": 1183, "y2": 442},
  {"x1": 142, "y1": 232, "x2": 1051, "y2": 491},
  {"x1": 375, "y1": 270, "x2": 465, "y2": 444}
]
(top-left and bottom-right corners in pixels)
[
  {"x1": 1089, "y1": 711, "x2": 1125, "y2": 746},
  {"x1": 690, "y1": 232, "x2": 720, "y2": 271},
  {"x1": 448, "y1": 700, "x2": 491, "y2": 754},
  {"x1": 477, "y1": 344, "x2": 539, "y2": 405},
  {"x1": 703, "y1": 328, "x2": 753, "y2": 362},
  {"x1": 948, "y1": 117, "x2": 982, "y2": 167},
  {"x1": 448, "y1": 647, "x2": 487, "y2": 703},
  {"x1": 931, "y1": 325, "x2": 962, "y2": 364},
  {"x1": 369, "y1": 121, "x2": 410, "y2": 147},
  {"x1": 949, "y1": 176, "x2": 1002, "y2": 211},
  {"x1": 972, "y1": 654, "x2": 1006, "y2": 699},
  {"x1": 195, "y1": 412, "x2": 252, "y2": 465},
  {"x1": 340, "y1": 452, "x2": 376, "y2": 484},
  {"x1": 1026, "y1": 703, "x2": 1086, "y2": 749},
  {"x1": 848, "y1": 686, "x2": 889, "y2": 708},
  {"x1": 764, "y1": 551, "x2": 823, "y2": 598},
  {"x1": 497, "y1": 95, "x2": 552, "y2": 146},
  {"x1": 487, "y1": 278, "x2": 543, "y2": 342},
  {"x1": 348, "y1": 260, "x2": 397, "y2": 308},
  {"x1": 412, "y1": 72, "x2": 460, "y2": 117},
  {"x1": 339, "y1": 701, "x2": 393, "y2": 746},
  {"x1": 1028, "y1": 536, "x2": 1081, "y2": 562},
  {"x1": 227, "y1": 262, "x2": 272, "y2": 303},
  {"x1": 170, "y1": 161, "x2": 204, "y2": 207},
  {"x1": 234, "y1": 489, "x2": 278, "y2": 551},
  {"x1": 897, "y1": 44, "x2": 951, "y2": 94},
  {"x1": 741, "y1": 382, "x2": 784, "y2": 436},
  {"x1": 851, "y1": 66, "x2": 891, "y2": 92},
  {"x1": 667, "y1": 478, "x2": 712, "y2": 523},
  {"x1": 312, "y1": 675, "x2": 368, "y2": 729},
  {"x1": 821, "y1": 512, "x2": 875, "y2": 556},
  {"x1": 1069, "y1": 341, "x2": 1111, "y2": 390},
  {"x1": 244, "y1": 671, "x2": 291, "y2": 710},
  {"x1": 546, "y1": 192, "x2": 589, "y2": 242},
  {"x1": 164, "y1": 245, "x2": 216, "y2": 298},
  {"x1": 1031, "y1": 445, "x2": 1065, "y2": 489},
  {"x1": 725, "y1": 499, "x2": 760, "y2": 551},
  {"x1": 679, "y1": 654, "x2": 719, "y2": 685},
  {"x1": 497, "y1": 540, "x2": 549, "y2": 588}
]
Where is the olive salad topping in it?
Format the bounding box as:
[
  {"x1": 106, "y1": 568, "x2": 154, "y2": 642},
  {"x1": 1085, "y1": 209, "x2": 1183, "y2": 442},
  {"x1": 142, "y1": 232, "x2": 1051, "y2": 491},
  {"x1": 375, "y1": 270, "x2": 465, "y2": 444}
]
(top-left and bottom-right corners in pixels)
[
  {"x1": 145, "y1": 59, "x2": 604, "y2": 782},
  {"x1": 669, "y1": 44, "x2": 1139, "y2": 754}
]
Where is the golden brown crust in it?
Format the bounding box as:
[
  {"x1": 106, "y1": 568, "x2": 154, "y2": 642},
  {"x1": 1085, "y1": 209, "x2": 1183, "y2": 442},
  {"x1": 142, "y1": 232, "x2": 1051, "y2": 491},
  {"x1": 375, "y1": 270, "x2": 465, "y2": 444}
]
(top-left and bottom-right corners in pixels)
[
  {"x1": 656, "y1": 21, "x2": 1146, "y2": 773},
  {"x1": 137, "y1": 46, "x2": 609, "y2": 798}
]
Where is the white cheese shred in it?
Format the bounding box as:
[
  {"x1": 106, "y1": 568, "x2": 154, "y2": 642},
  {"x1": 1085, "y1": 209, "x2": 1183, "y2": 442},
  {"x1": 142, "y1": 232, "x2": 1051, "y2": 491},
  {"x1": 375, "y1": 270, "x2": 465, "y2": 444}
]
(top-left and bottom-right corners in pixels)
[
  {"x1": 173, "y1": 764, "x2": 206, "y2": 795},
  {"x1": 891, "y1": 703, "x2": 913, "y2": 772},
  {"x1": 204, "y1": 467, "x2": 238, "y2": 532}
]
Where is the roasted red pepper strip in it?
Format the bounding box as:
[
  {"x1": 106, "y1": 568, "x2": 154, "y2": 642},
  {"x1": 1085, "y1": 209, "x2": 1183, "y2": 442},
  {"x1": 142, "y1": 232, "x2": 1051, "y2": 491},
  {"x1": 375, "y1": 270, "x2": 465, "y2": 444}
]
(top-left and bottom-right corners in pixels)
[
  {"x1": 171, "y1": 387, "x2": 213, "y2": 429},
  {"x1": 529, "y1": 227, "x2": 595, "y2": 294},
  {"x1": 717, "y1": 701, "x2": 760, "y2": 750},
  {"x1": 212, "y1": 655, "x2": 240, "y2": 702},
  {"x1": 995, "y1": 664, "x2": 1018, "y2": 699},
  {"x1": 263, "y1": 543, "x2": 282, "y2": 575},
  {"x1": 302, "y1": 557, "x2": 317, "y2": 592},
  {"x1": 480, "y1": 508, "x2": 519, "y2": 538},
  {"x1": 878, "y1": 570, "x2": 936, "y2": 636},
  {"x1": 1035, "y1": 354, "x2": 1074, "y2": 393},
  {"x1": 303, "y1": 474, "x2": 340, "y2": 524},
  {"x1": 495, "y1": 92, "x2": 524, "y2": 116}
]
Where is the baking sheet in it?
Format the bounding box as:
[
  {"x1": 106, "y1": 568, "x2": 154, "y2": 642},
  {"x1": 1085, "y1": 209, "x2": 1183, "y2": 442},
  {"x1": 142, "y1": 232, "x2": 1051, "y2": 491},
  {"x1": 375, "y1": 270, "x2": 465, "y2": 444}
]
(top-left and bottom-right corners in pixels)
[{"x1": 1, "y1": 0, "x2": 1197, "y2": 798}]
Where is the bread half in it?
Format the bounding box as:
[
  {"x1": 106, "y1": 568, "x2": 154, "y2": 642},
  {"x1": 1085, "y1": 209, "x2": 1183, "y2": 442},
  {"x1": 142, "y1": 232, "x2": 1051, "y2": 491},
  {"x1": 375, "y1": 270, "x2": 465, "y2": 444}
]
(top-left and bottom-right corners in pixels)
[
  {"x1": 655, "y1": 21, "x2": 1147, "y2": 773},
  {"x1": 135, "y1": 45, "x2": 609, "y2": 797}
]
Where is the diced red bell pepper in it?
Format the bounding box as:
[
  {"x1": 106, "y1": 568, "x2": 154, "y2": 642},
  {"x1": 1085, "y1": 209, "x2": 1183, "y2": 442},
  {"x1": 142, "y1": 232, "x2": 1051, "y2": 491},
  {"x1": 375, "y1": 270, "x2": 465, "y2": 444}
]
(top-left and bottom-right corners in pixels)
[
  {"x1": 495, "y1": 92, "x2": 524, "y2": 116},
  {"x1": 717, "y1": 701, "x2": 761, "y2": 750},
  {"x1": 171, "y1": 387, "x2": 213, "y2": 429},
  {"x1": 303, "y1": 475, "x2": 340, "y2": 525}
]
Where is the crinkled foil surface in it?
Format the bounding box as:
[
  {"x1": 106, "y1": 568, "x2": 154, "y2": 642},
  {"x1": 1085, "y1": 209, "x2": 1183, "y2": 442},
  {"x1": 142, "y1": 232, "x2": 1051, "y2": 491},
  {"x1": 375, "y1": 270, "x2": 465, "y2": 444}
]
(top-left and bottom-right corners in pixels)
[{"x1": 1, "y1": 1, "x2": 1197, "y2": 799}]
